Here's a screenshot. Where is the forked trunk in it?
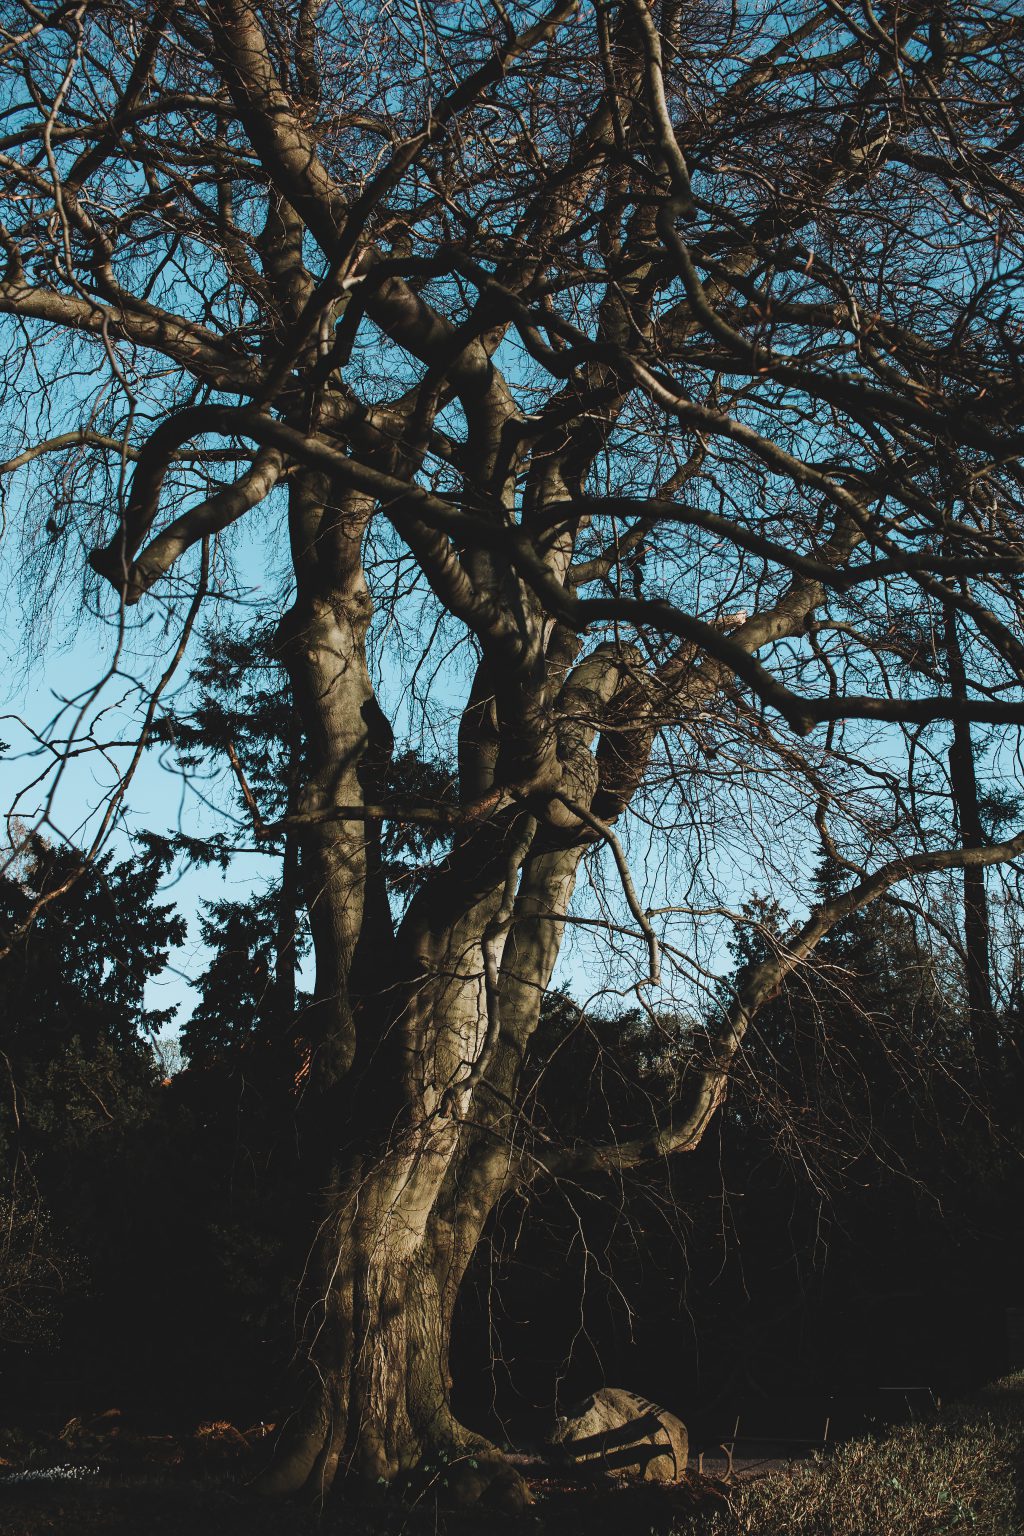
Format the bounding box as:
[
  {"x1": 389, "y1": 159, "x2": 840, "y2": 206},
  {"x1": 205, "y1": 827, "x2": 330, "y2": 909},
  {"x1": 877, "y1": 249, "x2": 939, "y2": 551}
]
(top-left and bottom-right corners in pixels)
[
  {"x1": 265, "y1": 471, "x2": 608, "y2": 1506},
  {"x1": 261, "y1": 842, "x2": 581, "y2": 1508}
]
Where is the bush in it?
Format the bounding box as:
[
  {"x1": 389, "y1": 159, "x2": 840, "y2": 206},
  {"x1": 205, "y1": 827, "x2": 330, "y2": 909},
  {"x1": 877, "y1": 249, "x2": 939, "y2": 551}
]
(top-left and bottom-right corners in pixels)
[
  {"x1": 675, "y1": 1375, "x2": 1024, "y2": 1536},
  {"x1": 0, "y1": 1188, "x2": 83, "y2": 1348}
]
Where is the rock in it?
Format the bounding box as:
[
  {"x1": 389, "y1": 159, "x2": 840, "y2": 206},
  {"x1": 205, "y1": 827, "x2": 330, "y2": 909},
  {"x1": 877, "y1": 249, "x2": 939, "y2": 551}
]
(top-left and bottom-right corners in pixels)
[{"x1": 548, "y1": 1388, "x2": 688, "y2": 1483}]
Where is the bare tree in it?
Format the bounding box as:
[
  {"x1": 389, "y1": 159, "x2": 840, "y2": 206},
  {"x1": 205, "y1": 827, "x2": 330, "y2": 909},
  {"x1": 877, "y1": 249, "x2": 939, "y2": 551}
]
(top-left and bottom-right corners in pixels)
[{"x1": 1, "y1": 0, "x2": 1024, "y2": 1505}]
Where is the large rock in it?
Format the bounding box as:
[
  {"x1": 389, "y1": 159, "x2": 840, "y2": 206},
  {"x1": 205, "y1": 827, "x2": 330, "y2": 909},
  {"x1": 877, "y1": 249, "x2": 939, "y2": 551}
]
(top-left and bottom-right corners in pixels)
[{"x1": 548, "y1": 1388, "x2": 688, "y2": 1483}]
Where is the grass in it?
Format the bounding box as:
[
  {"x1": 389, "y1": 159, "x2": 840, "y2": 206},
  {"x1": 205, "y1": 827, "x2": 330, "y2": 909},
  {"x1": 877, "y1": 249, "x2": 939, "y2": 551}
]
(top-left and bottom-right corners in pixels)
[{"x1": 673, "y1": 1374, "x2": 1024, "y2": 1536}]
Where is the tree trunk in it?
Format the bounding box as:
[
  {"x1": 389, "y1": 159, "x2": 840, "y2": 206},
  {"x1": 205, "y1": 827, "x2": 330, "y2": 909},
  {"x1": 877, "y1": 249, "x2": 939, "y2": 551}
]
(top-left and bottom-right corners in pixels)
[
  {"x1": 277, "y1": 472, "x2": 388, "y2": 1105},
  {"x1": 944, "y1": 603, "x2": 999, "y2": 1083},
  {"x1": 262, "y1": 550, "x2": 632, "y2": 1506},
  {"x1": 267, "y1": 474, "x2": 548, "y2": 1502},
  {"x1": 259, "y1": 1136, "x2": 530, "y2": 1508}
]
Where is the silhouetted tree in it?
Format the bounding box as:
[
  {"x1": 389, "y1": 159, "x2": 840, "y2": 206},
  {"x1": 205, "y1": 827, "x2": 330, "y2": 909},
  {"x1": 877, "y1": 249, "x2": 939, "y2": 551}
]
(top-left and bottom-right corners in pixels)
[{"x1": 2, "y1": 0, "x2": 1024, "y2": 1505}]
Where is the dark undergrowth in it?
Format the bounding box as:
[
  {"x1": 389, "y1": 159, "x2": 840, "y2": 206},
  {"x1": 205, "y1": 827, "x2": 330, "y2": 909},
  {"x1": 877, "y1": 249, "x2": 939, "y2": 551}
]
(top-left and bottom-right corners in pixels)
[
  {"x1": 673, "y1": 1374, "x2": 1024, "y2": 1536},
  {"x1": 0, "y1": 1376, "x2": 1021, "y2": 1536}
]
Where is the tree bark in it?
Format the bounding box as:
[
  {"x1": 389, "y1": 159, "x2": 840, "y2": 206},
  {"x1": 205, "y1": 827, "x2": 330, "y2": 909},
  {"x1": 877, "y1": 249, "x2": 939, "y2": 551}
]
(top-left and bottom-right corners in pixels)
[
  {"x1": 260, "y1": 1114, "x2": 532, "y2": 1505},
  {"x1": 277, "y1": 472, "x2": 387, "y2": 1100},
  {"x1": 261, "y1": 587, "x2": 612, "y2": 1503}
]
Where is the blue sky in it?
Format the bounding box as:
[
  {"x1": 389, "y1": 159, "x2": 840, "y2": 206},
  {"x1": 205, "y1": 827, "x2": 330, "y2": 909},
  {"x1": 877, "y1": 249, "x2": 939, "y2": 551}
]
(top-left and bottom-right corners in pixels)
[
  {"x1": 0, "y1": 508, "x2": 760, "y2": 1043},
  {"x1": 0, "y1": 511, "x2": 293, "y2": 1034},
  {"x1": 0, "y1": 506, "x2": 646, "y2": 1037}
]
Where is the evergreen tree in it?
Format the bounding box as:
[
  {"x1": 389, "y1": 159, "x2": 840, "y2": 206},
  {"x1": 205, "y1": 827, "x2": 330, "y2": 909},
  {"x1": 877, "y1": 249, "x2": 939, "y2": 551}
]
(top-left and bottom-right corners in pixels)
[
  {"x1": 717, "y1": 865, "x2": 963, "y2": 1178},
  {"x1": 0, "y1": 834, "x2": 187, "y2": 1375},
  {"x1": 182, "y1": 886, "x2": 309, "y2": 1070},
  {"x1": 0, "y1": 833, "x2": 185, "y2": 1068}
]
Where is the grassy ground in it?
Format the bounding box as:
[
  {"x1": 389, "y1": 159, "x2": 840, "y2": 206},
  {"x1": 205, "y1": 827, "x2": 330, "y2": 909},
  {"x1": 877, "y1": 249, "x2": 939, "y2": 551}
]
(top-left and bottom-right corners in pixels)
[
  {"x1": 673, "y1": 1374, "x2": 1024, "y2": 1536},
  {"x1": 0, "y1": 1376, "x2": 1021, "y2": 1535}
]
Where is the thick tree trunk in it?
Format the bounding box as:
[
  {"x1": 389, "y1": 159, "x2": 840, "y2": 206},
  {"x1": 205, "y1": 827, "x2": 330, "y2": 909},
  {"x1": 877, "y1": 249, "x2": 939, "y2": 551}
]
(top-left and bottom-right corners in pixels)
[
  {"x1": 259, "y1": 1140, "x2": 530, "y2": 1507},
  {"x1": 259, "y1": 838, "x2": 579, "y2": 1507},
  {"x1": 268, "y1": 593, "x2": 543, "y2": 1501},
  {"x1": 263, "y1": 460, "x2": 631, "y2": 1506}
]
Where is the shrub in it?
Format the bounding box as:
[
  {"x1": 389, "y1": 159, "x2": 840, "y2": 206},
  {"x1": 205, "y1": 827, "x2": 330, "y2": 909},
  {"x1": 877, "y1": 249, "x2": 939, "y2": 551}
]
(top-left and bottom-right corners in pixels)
[
  {"x1": 675, "y1": 1375, "x2": 1024, "y2": 1536},
  {"x1": 0, "y1": 1188, "x2": 83, "y2": 1348}
]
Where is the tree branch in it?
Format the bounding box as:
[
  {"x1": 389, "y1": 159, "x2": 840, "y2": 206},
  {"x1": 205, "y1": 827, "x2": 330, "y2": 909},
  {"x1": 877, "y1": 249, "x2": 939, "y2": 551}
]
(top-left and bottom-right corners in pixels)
[{"x1": 541, "y1": 826, "x2": 1024, "y2": 1178}]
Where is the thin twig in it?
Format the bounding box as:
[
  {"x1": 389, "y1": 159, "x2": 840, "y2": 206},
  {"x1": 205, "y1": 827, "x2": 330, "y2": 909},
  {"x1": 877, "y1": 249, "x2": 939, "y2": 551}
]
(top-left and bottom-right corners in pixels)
[{"x1": 553, "y1": 791, "x2": 661, "y2": 988}]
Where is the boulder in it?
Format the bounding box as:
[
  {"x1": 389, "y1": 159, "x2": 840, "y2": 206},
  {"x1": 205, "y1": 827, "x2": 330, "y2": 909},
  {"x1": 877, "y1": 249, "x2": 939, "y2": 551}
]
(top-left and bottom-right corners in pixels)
[{"x1": 548, "y1": 1387, "x2": 688, "y2": 1483}]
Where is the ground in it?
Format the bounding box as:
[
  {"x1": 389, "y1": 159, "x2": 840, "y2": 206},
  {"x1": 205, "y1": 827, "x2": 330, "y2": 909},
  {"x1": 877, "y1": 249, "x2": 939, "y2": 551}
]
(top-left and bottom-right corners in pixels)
[
  {"x1": 0, "y1": 1413, "x2": 731, "y2": 1535},
  {"x1": 2, "y1": 1380, "x2": 1022, "y2": 1536}
]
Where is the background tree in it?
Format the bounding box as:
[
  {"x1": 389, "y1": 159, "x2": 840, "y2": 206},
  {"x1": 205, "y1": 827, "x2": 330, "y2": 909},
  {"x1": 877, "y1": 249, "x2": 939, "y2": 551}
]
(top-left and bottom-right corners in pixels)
[
  {"x1": 465, "y1": 875, "x2": 1019, "y2": 1437},
  {"x1": 1, "y1": 0, "x2": 1024, "y2": 1506},
  {"x1": 0, "y1": 1189, "x2": 82, "y2": 1352},
  {"x1": 0, "y1": 828, "x2": 317, "y2": 1414},
  {"x1": 0, "y1": 835, "x2": 183, "y2": 1393},
  {"x1": 0, "y1": 834, "x2": 184, "y2": 1105},
  {"x1": 164, "y1": 622, "x2": 307, "y2": 1034}
]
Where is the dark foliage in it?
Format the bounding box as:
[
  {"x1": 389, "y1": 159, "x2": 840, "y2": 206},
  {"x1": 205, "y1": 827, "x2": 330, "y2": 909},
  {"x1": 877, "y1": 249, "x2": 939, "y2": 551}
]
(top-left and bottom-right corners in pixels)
[
  {"x1": 455, "y1": 871, "x2": 1024, "y2": 1441},
  {"x1": 0, "y1": 835, "x2": 302, "y2": 1417},
  {"x1": 182, "y1": 885, "x2": 310, "y2": 1069},
  {"x1": 0, "y1": 834, "x2": 184, "y2": 1070},
  {"x1": 1, "y1": 835, "x2": 1021, "y2": 1448}
]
